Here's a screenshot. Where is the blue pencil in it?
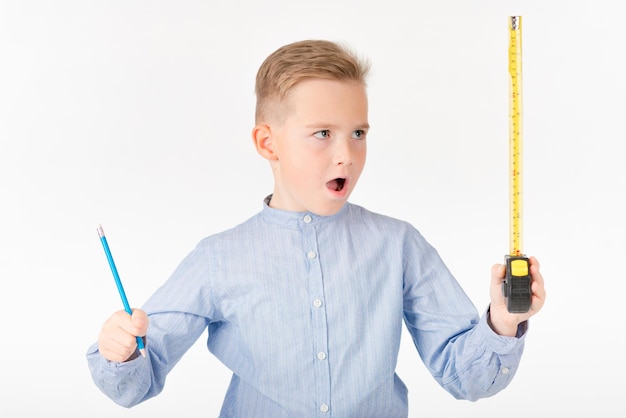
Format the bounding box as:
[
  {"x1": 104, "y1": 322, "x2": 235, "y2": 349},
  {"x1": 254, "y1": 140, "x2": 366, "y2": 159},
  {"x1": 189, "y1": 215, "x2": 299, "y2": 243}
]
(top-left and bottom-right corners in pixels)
[{"x1": 97, "y1": 224, "x2": 146, "y2": 358}]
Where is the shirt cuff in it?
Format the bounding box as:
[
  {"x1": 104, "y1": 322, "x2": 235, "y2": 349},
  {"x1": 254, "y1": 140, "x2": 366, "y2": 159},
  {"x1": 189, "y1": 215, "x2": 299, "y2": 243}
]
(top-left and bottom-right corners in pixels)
[
  {"x1": 477, "y1": 306, "x2": 528, "y2": 354},
  {"x1": 86, "y1": 342, "x2": 147, "y2": 372}
]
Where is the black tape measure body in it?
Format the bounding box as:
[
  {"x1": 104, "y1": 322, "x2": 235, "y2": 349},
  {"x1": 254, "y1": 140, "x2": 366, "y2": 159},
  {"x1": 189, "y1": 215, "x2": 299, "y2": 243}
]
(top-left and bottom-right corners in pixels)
[{"x1": 503, "y1": 255, "x2": 532, "y2": 313}]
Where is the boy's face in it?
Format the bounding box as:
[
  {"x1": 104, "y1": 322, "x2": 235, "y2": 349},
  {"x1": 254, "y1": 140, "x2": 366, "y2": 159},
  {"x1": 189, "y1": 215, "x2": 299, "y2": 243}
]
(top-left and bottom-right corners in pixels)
[{"x1": 262, "y1": 79, "x2": 368, "y2": 216}]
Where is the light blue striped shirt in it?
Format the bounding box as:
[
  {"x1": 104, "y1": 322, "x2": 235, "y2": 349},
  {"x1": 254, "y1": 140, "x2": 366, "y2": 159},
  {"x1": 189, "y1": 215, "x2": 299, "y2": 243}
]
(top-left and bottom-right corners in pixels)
[{"x1": 87, "y1": 196, "x2": 527, "y2": 417}]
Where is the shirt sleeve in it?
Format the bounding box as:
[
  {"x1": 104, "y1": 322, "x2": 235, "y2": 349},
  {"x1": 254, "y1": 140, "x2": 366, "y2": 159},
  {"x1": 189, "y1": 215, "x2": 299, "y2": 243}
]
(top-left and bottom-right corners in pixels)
[
  {"x1": 86, "y1": 240, "x2": 214, "y2": 407},
  {"x1": 402, "y1": 227, "x2": 527, "y2": 401},
  {"x1": 85, "y1": 342, "x2": 153, "y2": 408}
]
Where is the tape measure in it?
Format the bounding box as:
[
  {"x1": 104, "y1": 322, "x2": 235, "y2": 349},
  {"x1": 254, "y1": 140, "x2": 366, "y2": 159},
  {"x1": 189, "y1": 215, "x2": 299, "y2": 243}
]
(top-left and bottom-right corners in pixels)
[
  {"x1": 508, "y1": 15, "x2": 524, "y2": 257},
  {"x1": 503, "y1": 16, "x2": 532, "y2": 313}
]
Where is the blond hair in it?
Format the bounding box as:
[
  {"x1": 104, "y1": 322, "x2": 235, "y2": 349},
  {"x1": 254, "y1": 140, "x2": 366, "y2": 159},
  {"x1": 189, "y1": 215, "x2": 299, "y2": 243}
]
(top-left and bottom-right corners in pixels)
[{"x1": 254, "y1": 40, "x2": 371, "y2": 123}]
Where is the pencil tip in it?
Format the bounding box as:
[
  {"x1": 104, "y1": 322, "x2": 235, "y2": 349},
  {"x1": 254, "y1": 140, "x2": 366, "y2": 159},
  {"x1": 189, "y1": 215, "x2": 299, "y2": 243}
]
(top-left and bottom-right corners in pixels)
[
  {"x1": 97, "y1": 224, "x2": 105, "y2": 237},
  {"x1": 139, "y1": 348, "x2": 146, "y2": 358}
]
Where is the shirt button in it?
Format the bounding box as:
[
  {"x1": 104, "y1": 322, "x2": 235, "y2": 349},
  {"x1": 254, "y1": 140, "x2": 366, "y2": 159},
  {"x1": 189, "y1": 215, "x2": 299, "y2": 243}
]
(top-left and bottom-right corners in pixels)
[
  {"x1": 317, "y1": 352, "x2": 326, "y2": 360},
  {"x1": 303, "y1": 215, "x2": 312, "y2": 223},
  {"x1": 313, "y1": 299, "x2": 322, "y2": 308},
  {"x1": 501, "y1": 367, "x2": 510, "y2": 374},
  {"x1": 320, "y1": 404, "x2": 329, "y2": 413},
  {"x1": 307, "y1": 251, "x2": 317, "y2": 259}
]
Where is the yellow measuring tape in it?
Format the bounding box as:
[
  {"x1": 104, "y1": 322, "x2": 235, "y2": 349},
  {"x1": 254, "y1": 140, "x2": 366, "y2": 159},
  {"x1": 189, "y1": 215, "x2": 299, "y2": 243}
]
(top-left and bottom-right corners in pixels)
[
  {"x1": 508, "y1": 16, "x2": 523, "y2": 257},
  {"x1": 503, "y1": 16, "x2": 531, "y2": 313}
]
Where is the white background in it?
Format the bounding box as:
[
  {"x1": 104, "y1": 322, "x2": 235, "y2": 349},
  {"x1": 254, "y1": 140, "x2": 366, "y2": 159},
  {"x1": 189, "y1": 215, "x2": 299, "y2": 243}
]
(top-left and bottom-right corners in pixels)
[{"x1": 1, "y1": 1, "x2": 624, "y2": 417}]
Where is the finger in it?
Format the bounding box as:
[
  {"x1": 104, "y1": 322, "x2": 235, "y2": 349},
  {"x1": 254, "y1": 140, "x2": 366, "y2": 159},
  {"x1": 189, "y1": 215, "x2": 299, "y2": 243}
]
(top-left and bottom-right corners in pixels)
[
  {"x1": 110, "y1": 309, "x2": 145, "y2": 338},
  {"x1": 527, "y1": 256, "x2": 546, "y2": 313},
  {"x1": 98, "y1": 319, "x2": 139, "y2": 362},
  {"x1": 103, "y1": 310, "x2": 143, "y2": 352},
  {"x1": 100, "y1": 335, "x2": 136, "y2": 360},
  {"x1": 528, "y1": 256, "x2": 545, "y2": 287}
]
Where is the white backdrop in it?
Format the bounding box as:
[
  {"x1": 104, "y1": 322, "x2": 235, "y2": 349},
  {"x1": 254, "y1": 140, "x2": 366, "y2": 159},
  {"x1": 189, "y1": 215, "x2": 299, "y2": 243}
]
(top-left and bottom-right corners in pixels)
[{"x1": 1, "y1": 1, "x2": 624, "y2": 417}]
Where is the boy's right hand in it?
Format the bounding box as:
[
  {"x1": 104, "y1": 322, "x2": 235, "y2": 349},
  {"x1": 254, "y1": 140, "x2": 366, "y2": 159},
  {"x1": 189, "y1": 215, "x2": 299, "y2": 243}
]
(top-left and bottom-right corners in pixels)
[{"x1": 97, "y1": 309, "x2": 148, "y2": 363}]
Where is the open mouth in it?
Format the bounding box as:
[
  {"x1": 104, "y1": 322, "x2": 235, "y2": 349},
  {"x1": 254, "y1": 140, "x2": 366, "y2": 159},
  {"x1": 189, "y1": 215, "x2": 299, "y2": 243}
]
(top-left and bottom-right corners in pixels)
[{"x1": 326, "y1": 178, "x2": 346, "y2": 192}]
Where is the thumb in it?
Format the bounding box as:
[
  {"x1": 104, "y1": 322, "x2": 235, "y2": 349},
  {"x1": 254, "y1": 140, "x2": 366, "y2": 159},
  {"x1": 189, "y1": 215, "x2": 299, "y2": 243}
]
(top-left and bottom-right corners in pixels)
[
  {"x1": 131, "y1": 309, "x2": 149, "y2": 336},
  {"x1": 490, "y1": 263, "x2": 506, "y2": 307}
]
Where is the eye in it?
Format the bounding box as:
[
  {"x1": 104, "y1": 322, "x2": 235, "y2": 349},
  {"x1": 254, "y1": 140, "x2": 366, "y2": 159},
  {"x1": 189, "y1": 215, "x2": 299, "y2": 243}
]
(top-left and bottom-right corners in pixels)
[
  {"x1": 352, "y1": 130, "x2": 366, "y2": 140},
  {"x1": 313, "y1": 130, "x2": 330, "y2": 139}
]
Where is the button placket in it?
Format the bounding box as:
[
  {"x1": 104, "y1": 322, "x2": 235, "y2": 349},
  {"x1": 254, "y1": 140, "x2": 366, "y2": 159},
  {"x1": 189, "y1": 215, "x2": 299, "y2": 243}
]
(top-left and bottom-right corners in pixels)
[{"x1": 301, "y1": 217, "x2": 331, "y2": 417}]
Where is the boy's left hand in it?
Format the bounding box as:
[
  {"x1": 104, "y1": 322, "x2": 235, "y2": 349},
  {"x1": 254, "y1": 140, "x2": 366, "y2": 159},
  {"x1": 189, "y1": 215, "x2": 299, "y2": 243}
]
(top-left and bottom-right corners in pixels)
[{"x1": 487, "y1": 256, "x2": 546, "y2": 336}]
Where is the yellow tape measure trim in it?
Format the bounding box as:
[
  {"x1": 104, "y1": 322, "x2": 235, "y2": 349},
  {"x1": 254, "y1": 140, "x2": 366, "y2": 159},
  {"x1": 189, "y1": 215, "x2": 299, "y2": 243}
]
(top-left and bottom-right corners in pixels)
[{"x1": 509, "y1": 16, "x2": 523, "y2": 257}]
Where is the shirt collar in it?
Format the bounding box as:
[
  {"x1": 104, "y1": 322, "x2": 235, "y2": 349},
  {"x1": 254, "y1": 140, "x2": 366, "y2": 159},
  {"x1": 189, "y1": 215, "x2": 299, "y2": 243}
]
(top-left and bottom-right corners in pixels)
[{"x1": 261, "y1": 194, "x2": 349, "y2": 228}]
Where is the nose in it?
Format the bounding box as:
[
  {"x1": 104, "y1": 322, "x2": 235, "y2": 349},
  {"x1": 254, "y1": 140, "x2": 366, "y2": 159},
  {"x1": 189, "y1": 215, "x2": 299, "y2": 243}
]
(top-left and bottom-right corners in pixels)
[{"x1": 333, "y1": 138, "x2": 353, "y2": 166}]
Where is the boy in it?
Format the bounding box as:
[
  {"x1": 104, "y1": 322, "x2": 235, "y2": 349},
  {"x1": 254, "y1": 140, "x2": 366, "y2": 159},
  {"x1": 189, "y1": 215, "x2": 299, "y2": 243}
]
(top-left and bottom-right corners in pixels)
[{"x1": 87, "y1": 40, "x2": 546, "y2": 417}]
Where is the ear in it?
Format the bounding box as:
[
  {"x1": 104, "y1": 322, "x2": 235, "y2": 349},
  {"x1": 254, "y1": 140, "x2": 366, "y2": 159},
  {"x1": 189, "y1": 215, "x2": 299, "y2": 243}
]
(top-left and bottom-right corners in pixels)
[{"x1": 252, "y1": 123, "x2": 278, "y2": 161}]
